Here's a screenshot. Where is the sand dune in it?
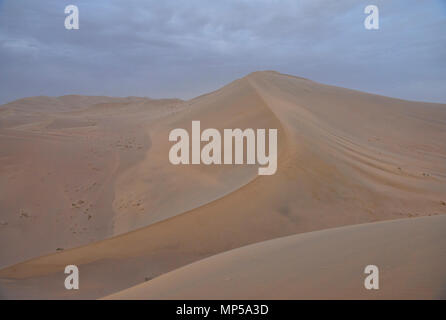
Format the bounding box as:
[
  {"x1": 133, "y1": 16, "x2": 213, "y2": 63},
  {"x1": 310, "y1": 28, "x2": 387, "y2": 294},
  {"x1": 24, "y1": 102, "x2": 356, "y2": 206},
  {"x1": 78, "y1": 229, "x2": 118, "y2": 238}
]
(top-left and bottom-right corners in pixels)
[
  {"x1": 0, "y1": 71, "x2": 445, "y2": 299},
  {"x1": 0, "y1": 95, "x2": 184, "y2": 267},
  {"x1": 105, "y1": 215, "x2": 446, "y2": 300}
]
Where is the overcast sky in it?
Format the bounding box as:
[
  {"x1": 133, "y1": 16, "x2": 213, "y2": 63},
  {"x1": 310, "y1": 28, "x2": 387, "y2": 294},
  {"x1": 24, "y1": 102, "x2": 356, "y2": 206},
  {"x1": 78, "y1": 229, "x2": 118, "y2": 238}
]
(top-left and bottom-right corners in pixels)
[{"x1": 0, "y1": 0, "x2": 445, "y2": 104}]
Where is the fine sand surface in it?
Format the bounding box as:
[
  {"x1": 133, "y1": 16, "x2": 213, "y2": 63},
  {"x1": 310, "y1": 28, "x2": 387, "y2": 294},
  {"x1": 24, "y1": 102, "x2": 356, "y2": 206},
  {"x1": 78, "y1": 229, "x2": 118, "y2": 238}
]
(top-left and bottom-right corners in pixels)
[
  {"x1": 105, "y1": 215, "x2": 446, "y2": 300},
  {"x1": 0, "y1": 71, "x2": 445, "y2": 299},
  {"x1": 0, "y1": 95, "x2": 184, "y2": 267}
]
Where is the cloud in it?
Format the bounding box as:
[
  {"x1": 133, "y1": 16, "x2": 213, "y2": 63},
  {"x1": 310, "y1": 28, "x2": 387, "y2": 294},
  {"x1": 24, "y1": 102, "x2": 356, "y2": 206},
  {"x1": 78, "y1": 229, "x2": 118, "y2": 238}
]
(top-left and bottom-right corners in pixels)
[{"x1": 0, "y1": 0, "x2": 445, "y2": 104}]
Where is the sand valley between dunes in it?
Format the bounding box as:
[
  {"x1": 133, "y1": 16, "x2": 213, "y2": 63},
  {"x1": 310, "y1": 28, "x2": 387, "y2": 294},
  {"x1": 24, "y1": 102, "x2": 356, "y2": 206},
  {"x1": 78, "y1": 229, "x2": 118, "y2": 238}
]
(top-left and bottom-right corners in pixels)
[{"x1": 0, "y1": 71, "x2": 445, "y2": 299}]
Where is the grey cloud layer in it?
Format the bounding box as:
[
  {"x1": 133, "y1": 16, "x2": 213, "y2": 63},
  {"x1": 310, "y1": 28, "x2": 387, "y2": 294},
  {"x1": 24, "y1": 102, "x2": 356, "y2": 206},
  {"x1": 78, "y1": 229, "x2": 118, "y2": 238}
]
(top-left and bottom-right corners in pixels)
[{"x1": 0, "y1": 0, "x2": 445, "y2": 104}]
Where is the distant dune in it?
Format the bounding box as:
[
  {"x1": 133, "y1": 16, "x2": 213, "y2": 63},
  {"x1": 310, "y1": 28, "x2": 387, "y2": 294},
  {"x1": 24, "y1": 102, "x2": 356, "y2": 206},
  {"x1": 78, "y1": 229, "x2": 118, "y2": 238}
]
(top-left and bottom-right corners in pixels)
[{"x1": 0, "y1": 71, "x2": 445, "y2": 299}]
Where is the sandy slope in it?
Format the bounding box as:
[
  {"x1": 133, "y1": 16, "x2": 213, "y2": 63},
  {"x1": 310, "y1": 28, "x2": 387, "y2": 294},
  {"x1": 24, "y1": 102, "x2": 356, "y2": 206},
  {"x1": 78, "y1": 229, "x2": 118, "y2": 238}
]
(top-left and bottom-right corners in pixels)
[
  {"x1": 0, "y1": 96, "x2": 184, "y2": 267},
  {"x1": 0, "y1": 71, "x2": 445, "y2": 299},
  {"x1": 105, "y1": 215, "x2": 446, "y2": 300}
]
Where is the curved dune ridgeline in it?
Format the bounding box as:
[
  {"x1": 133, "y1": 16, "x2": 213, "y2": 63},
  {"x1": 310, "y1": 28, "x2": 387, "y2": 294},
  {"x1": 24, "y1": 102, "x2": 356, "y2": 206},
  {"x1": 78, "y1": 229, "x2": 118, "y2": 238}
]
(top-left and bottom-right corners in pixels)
[
  {"x1": 0, "y1": 71, "x2": 445, "y2": 299},
  {"x1": 105, "y1": 215, "x2": 446, "y2": 300}
]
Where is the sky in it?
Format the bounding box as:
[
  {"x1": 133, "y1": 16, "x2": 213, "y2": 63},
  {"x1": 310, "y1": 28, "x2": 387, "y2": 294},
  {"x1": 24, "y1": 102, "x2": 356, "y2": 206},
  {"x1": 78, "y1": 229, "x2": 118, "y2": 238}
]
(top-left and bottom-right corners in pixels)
[{"x1": 0, "y1": 0, "x2": 445, "y2": 104}]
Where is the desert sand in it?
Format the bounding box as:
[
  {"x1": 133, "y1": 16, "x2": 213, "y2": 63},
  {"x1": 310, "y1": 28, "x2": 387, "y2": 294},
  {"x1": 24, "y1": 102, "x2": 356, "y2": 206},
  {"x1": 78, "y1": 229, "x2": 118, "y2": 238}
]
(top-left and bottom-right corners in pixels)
[
  {"x1": 105, "y1": 215, "x2": 446, "y2": 300},
  {"x1": 0, "y1": 71, "x2": 445, "y2": 299}
]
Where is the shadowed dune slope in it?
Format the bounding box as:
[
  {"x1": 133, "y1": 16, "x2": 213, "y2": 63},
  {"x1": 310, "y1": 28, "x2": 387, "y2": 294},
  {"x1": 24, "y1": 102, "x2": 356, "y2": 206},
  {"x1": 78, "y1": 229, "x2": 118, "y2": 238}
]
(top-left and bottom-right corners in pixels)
[
  {"x1": 105, "y1": 215, "x2": 446, "y2": 300},
  {"x1": 0, "y1": 71, "x2": 445, "y2": 299}
]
